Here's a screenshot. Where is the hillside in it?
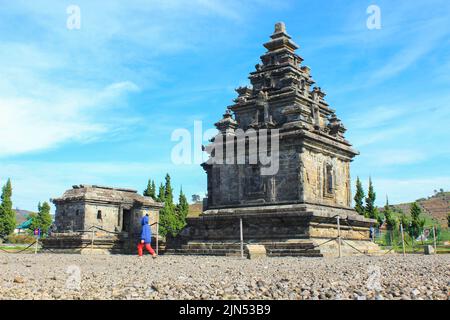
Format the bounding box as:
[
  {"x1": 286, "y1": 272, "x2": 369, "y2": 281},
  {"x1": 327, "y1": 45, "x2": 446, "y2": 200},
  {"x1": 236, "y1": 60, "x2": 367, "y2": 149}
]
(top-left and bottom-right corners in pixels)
[
  {"x1": 13, "y1": 209, "x2": 35, "y2": 225},
  {"x1": 418, "y1": 192, "x2": 449, "y2": 227},
  {"x1": 188, "y1": 202, "x2": 203, "y2": 217},
  {"x1": 384, "y1": 192, "x2": 449, "y2": 227}
]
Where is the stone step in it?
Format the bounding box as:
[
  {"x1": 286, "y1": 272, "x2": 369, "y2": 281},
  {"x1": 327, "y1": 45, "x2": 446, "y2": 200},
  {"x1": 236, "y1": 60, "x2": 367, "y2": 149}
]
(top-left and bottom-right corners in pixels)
[
  {"x1": 165, "y1": 248, "x2": 243, "y2": 257},
  {"x1": 268, "y1": 251, "x2": 323, "y2": 257},
  {"x1": 264, "y1": 242, "x2": 316, "y2": 250},
  {"x1": 182, "y1": 243, "x2": 242, "y2": 250},
  {"x1": 266, "y1": 248, "x2": 321, "y2": 254},
  {"x1": 166, "y1": 241, "x2": 325, "y2": 258}
]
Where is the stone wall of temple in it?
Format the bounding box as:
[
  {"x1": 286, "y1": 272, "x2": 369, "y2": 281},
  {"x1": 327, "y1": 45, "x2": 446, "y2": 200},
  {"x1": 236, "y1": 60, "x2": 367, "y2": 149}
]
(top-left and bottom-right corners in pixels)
[
  {"x1": 300, "y1": 148, "x2": 351, "y2": 208},
  {"x1": 206, "y1": 140, "x2": 302, "y2": 208},
  {"x1": 206, "y1": 145, "x2": 352, "y2": 209},
  {"x1": 84, "y1": 203, "x2": 121, "y2": 231},
  {"x1": 55, "y1": 201, "x2": 85, "y2": 231},
  {"x1": 55, "y1": 202, "x2": 160, "y2": 235}
]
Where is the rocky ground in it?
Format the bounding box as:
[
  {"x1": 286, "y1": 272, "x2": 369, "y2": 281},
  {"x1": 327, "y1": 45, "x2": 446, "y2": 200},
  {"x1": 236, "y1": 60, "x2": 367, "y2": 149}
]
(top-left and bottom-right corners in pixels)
[{"x1": 0, "y1": 253, "x2": 448, "y2": 300}]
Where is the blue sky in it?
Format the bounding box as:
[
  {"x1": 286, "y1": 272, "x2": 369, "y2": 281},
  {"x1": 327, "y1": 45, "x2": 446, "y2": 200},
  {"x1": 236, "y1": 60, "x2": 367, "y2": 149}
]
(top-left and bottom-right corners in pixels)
[{"x1": 0, "y1": 0, "x2": 449, "y2": 212}]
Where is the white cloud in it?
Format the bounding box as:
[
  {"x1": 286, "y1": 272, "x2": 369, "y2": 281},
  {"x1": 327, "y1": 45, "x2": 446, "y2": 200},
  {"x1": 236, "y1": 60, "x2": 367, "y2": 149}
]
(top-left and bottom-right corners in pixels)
[
  {"x1": 361, "y1": 177, "x2": 450, "y2": 206},
  {"x1": 0, "y1": 1, "x2": 280, "y2": 158},
  {"x1": 347, "y1": 106, "x2": 406, "y2": 130},
  {"x1": 368, "y1": 27, "x2": 447, "y2": 84},
  {"x1": 364, "y1": 149, "x2": 428, "y2": 166},
  {"x1": 0, "y1": 81, "x2": 139, "y2": 157}
]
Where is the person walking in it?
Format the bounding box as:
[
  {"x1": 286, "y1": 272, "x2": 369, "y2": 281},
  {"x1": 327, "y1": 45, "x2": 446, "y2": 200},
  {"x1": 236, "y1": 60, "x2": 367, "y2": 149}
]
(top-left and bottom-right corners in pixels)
[{"x1": 137, "y1": 214, "x2": 157, "y2": 258}]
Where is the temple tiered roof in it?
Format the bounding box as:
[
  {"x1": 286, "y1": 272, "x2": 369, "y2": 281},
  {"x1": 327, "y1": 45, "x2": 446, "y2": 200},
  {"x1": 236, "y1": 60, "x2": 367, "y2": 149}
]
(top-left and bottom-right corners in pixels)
[{"x1": 216, "y1": 22, "x2": 352, "y2": 149}]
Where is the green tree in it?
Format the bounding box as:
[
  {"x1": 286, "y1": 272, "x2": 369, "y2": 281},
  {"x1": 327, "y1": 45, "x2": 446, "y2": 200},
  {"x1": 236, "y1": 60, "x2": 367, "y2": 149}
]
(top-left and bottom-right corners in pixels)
[
  {"x1": 151, "y1": 181, "x2": 156, "y2": 198},
  {"x1": 143, "y1": 179, "x2": 156, "y2": 198},
  {"x1": 158, "y1": 174, "x2": 178, "y2": 237},
  {"x1": 383, "y1": 197, "x2": 398, "y2": 230},
  {"x1": 0, "y1": 179, "x2": 16, "y2": 239},
  {"x1": 157, "y1": 183, "x2": 165, "y2": 203},
  {"x1": 30, "y1": 202, "x2": 53, "y2": 236},
  {"x1": 164, "y1": 174, "x2": 174, "y2": 204},
  {"x1": 354, "y1": 177, "x2": 365, "y2": 216},
  {"x1": 374, "y1": 207, "x2": 383, "y2": 227},
  {"x1": 176, "y1": 188, "x2": 189, "y2": 231},
  {"x1": 143, "y1": 179, "x2": 151, "y2": 197},
  {"x1": 365, "y1": 178, "x2": 376, "y2": 219},
  {"x1": 408, "y1": 202, "x2": 425, "y2": 239},
  {"x1": 400, "y1": 211, "x2": 409, "y2": 229}
]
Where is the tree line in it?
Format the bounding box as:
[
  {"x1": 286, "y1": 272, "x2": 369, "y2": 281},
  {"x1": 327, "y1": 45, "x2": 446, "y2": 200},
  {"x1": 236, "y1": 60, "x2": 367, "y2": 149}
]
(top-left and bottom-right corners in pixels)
[
  {"x1": 0, "y1": 179, "x2": 53, "y2": 240},
  {"x1": 143, "y1": 174, "x2": 189, "y2": 237},
  {"x1": 354, "y1": 177, "x2": 427, "y2": 238}
]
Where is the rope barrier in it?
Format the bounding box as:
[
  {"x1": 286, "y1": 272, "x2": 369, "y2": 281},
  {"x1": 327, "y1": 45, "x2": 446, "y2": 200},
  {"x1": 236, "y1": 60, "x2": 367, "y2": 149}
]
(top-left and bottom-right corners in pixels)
[
  {"x1": 342, "y1": 218, "x2": 370, "y2": 238},
  {"x1": 39, "y1": 247, "x2": 60, "y2": 254},
  {"x1": 382, "y1": 240, "x2": 405, "y2": 255},
  {"x1": 0, "y1": 241, "x2": 37, "y2": 254},
  {"x1": 341, "y1": 239, "x2": 371, "y2": 257},
  {"x1": 90, "y1": 225, "x2": 120, "y2": 235}
]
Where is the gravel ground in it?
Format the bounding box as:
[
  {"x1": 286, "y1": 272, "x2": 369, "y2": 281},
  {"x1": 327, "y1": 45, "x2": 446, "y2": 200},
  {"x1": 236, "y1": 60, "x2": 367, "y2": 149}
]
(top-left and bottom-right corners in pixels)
[{"x1": 0, "y1": 253, "x2": 449, "y2": 300}]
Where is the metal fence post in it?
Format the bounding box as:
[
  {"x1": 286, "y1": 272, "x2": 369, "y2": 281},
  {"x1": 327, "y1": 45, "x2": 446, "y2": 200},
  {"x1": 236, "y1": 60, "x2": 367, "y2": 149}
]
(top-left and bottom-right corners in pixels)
[
  {"x1": 400, "y1": 223, "x2": 406, "y2": 256},
  {"x1": 432, "y1": 226, "x2": 437, "y2": 252},
  {"x1": 34, "y1": 237, "x2": 38, "y2": 254},
  {"x1": 91, "y1": 228, "x2": 95, "y2": 251},
  {"x1": 156, "y1": 222, "x2": 159, "y2": 256},
  {"x1": 240, "y1": 218, "x2": 244, "y2": 259},
  {"x1": 337, "y1": 216, "x2": 341, "y2": 258}
]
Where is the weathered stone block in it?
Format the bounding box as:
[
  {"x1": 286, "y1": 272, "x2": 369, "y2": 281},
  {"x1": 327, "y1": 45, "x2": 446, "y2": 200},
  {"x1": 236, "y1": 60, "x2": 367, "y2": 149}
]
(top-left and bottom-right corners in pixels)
[{"x1": 246, "y1": 245, "x2": 267, "y2": 259}]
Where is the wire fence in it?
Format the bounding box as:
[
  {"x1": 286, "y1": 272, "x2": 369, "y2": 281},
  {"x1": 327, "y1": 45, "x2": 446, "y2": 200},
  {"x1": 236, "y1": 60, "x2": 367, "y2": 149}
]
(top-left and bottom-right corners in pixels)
[
  {"x1": 2, "y1": 218, "x2": 449, "y2": 257},
  {"x1": 374, "y1": 225, "x2": 450, "y2": 254}
]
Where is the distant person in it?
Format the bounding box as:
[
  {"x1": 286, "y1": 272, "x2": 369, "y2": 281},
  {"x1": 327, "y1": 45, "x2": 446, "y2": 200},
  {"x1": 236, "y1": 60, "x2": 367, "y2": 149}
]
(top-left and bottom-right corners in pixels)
[
  {"x1": 137, "y1": 214, "x2": 157, "y2": 258},
  {"x1": 369, "y1": 225, "x2": 375, "y2": 241}
]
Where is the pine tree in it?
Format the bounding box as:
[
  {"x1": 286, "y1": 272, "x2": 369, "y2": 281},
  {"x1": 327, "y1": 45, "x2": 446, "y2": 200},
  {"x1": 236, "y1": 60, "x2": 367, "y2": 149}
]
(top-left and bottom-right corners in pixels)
[
  {"x1": 143, "y1": 179, "x2": 156, "y2": 199},
  {"x1": 365, "y1": 178, "x2": 376, "y2": 219},
  {"x1": 158, "y1": 174, "x2": 178, "y2": 237},
  {"x1": 143, "y1": 179, "x2": 152, "y2": 197},
  {"x1": 164, "y1": 174, "x2": 174, "y2": 205},
  {"x1": 176, "y1": 188, "x2": 189, "y2": 231},
  {"x1": 157, "y1": 183, "x2": 165, "y2": 202},
  {"x1": 31, "y1": 201, "x2": 53, "y2": 236},
  {"x1": 354, "y1": 177, "x2": 365, "y2": 216},
  {"x1": 384, "y1": 197, "x2": 398, "y2": 230},
  {"x1": 409, "y1": 202, "x2": 425, "y2": 238},
  {"x1": 0, "y1": 179, "x2": 16, "y2": 239},
  {"x1": 151, "y1": 181, "x2": 156, "y2": 199}
]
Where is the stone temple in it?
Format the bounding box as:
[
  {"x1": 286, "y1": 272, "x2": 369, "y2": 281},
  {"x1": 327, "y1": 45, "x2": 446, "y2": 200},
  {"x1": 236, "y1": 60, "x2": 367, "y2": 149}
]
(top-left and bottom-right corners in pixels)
[
  {"x1": 167, "y1": 23, "x2": 381, "y2": 257},
  {"x1": 43, "y1": 185, "x2": 163, "y2": 254}
]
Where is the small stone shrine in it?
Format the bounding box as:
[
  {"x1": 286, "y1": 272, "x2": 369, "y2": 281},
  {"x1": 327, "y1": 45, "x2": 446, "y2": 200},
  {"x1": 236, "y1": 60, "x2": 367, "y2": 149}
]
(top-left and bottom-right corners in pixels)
[{"x1": 42, "y1": 185, "x2": 163, "y2": 254}]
